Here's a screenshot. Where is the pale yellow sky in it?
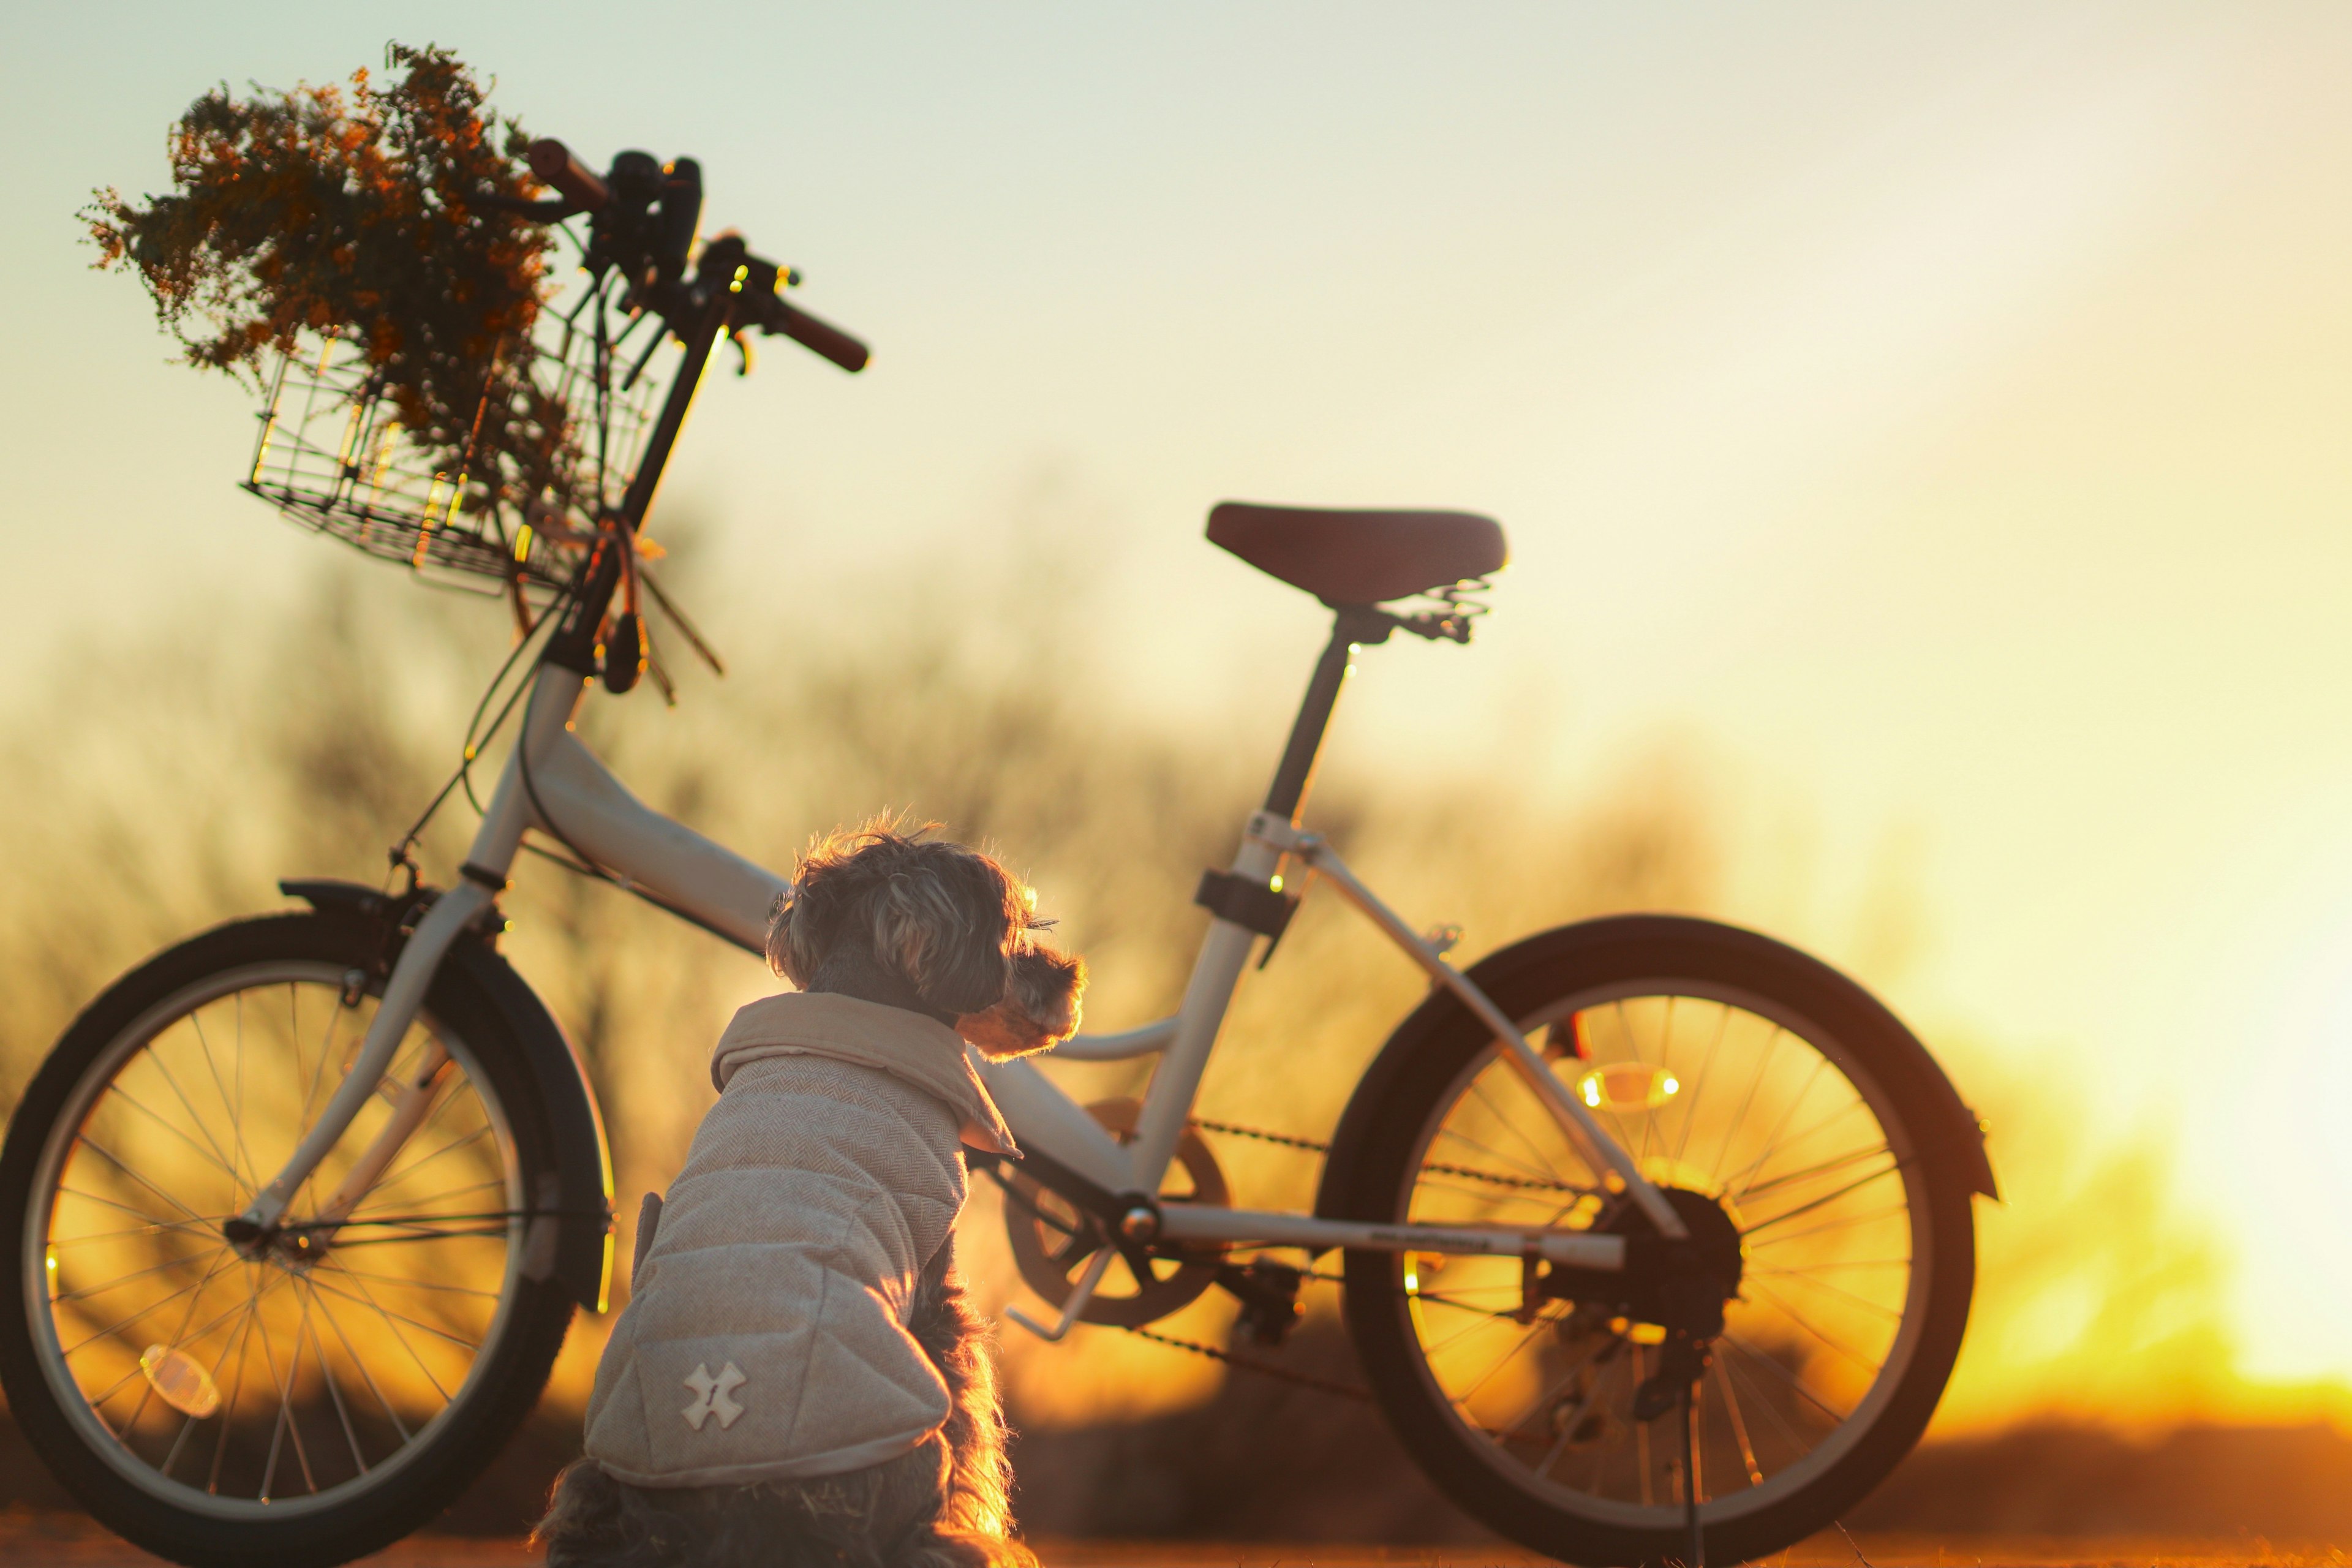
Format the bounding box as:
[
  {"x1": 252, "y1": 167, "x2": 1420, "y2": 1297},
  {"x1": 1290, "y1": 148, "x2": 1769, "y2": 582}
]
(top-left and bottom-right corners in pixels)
[{"x1": 9, "y1": 2, "x2": 2352, "y2": 1399}]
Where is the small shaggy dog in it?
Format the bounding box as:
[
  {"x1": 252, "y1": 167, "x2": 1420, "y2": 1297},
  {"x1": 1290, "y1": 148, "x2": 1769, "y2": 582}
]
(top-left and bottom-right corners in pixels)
[{"x1": 535, "y1": 823, "x2": 1084, "y2": 1568}]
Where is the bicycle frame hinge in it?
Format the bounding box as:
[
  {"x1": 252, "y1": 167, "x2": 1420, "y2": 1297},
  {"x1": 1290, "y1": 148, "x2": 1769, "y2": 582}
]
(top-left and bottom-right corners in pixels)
[{"x1": 1195, "y1": 869, "x2": 1299, "y2": 964}]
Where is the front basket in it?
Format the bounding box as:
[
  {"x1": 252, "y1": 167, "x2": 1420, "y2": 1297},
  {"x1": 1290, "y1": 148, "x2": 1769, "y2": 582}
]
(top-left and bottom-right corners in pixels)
[{"x1": 242, "y1": 318, "x2": 659, "y2": 597}]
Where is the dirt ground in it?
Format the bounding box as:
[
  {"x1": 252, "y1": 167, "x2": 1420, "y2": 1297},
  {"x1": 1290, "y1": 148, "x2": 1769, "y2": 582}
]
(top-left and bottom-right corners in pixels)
[{"x1": 1, "y1": 1516, "x2": 2346, "y2": 1568}]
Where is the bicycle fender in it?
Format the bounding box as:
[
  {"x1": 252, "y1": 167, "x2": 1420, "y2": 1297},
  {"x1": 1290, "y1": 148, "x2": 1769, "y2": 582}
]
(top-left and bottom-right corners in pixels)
[
  {"x1": 283, "y1": 879, "x2": 617, "y2": 1311},
  {"x1": 1315, "y1": 914, "x2": 1997, "y2": 1224}
]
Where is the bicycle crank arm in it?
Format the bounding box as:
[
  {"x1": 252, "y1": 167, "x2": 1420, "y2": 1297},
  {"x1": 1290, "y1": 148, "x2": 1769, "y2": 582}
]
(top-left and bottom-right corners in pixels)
[
  {"x1": 1152, "y1": 1204, "x2": 1627, "y2": 1270},
  {"x1": 235, "y1": 880, "x2": 494, "y2": 1234}
]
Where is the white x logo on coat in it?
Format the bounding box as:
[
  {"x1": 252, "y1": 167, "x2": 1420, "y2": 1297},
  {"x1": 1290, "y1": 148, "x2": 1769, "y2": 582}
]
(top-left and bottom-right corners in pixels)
[{"x1": 681, "y1": 1362, "x2": 747, "y2": 1431}]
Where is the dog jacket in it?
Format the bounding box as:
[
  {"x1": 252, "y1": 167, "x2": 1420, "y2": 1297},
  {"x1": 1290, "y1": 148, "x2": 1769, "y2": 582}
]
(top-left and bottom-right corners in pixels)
[{"x1": 581, "y1": 991, "x2": 1016, "y2": 1488}]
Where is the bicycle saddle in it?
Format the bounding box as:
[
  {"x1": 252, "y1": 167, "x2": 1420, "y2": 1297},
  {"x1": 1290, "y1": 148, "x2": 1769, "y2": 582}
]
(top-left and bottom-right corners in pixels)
[{"x1": 1207, "y1": 501, "x2": 1507, "y2": 606}]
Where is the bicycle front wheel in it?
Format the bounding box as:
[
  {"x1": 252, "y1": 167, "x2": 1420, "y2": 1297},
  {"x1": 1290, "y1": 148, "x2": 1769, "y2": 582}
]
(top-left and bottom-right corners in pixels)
[
  {"x1": 1330, "y1": 916, "x2": 1980, "y2": 1567},
  {"x1": 0, "y1": 913, "x2": 576, "y2": 1568}
]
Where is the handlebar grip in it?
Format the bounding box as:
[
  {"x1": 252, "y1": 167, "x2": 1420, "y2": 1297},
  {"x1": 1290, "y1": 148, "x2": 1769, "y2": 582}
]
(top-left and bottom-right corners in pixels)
[
  {"x1": 766, "y1": 299, "x2": 870, "y2": 372},
  {"x1": 527, "y1": 138, "x2": 610, "y2": 213}
]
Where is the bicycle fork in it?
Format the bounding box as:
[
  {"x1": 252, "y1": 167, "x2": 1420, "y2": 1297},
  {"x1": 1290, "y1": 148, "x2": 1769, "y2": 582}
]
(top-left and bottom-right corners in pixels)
[{"x1": 232, "y1": 667, "x2": 582, "y2": 1240}]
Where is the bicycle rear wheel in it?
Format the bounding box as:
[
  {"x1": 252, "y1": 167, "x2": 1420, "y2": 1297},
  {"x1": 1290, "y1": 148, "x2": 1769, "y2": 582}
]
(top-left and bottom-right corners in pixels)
[
  {"x1": 0, "y1": 914, "x2": 575, "y2": 1568},
  {"x1": 1329, "y1": 916, "x2": 1979, "y2": 1567}
]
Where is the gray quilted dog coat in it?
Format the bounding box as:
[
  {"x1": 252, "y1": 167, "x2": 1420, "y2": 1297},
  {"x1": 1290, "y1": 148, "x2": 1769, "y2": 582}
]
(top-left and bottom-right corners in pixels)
[{"x1": 581, "y1": 991, "x2": 1016, "y2": 1488}]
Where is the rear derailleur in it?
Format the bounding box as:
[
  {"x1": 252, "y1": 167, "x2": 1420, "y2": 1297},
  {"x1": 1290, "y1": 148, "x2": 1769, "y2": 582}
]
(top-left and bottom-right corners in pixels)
[{"x1": 1523, "y1": 1185, "x2": 1743, "y2": 1423}]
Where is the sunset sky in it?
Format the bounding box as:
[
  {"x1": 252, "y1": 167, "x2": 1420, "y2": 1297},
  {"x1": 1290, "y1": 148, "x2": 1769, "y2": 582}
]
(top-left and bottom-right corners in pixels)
[{"x1": 8, "y1": 2, "x2": 2352, "y2": 1415}]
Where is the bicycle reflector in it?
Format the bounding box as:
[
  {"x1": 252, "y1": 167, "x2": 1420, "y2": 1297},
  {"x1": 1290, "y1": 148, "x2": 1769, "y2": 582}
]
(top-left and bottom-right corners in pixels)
[
  {"x1": 138, "y1": 1344, "x2": 223, "y2": 1419},
  {"x1": 1575, "y1": 1061, "x2": 1680, "y2": 1114}
]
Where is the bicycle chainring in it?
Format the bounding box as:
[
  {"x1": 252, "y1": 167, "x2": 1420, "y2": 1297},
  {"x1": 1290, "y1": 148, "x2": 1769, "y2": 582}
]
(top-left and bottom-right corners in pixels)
[{"x1": 1003, "y1": 1098, "x2": 1231, "y2": 1329}]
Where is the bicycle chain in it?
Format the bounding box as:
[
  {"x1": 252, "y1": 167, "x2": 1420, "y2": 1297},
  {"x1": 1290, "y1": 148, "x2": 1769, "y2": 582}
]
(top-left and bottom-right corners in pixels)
[
  {"x1": 1117, "y1": 1324, "x2": 1371, "y2": 1403},
  {"x1": 1095, "y1": 1115, "x2": 1576, "y2": 1403},
  {"x1": 1188, "y1": 1117, "x2": 1581, "y2": 1194},
  {"x1": 1186, "y1": 1116, "x2": 1330, "y2": 1153}
]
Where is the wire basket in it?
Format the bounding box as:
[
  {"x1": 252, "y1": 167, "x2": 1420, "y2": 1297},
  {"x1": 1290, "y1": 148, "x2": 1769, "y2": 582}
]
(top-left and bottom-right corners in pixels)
[{"x1": 242, "y1": 291, "x2": 665, "y2": 599}]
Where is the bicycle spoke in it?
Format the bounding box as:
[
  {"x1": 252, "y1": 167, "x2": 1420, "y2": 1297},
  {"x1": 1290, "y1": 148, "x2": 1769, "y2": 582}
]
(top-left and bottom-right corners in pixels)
[
  {"x1": 71, "y1": 1134, "x2": 213, "y2": 1227},
  {"x1": 1504, "y1": 1327, "x2": 1622, "y2": 1455},
  {"x1": 61, "y1": 1270, "x2": 222, "y2": 1359},
  {"x1": 95, "y1": 1079, "x2": 244, "y2": 1191},
  {"x1": 53, "y1": 1242, "x2": 230, "y2": 1306},
  {"x1": 254, "y1": 1292, "x2": 317, "y2": 1500},
  {"x1": 307, "y1": 1280, "x2": 413, "y2": 1444},
  {"x1": 1730, "y1": 1137, "x2": 1889, "y2": 1205},
  {"x1": 361, "y1": 1121, "x2": 494, "y2": 1200},
  {"x1": 1721, "y1": 1330, "x2": 1849, "y2": 1427},
  {"x1": 1741, "y1": 1279, "x2": 1887, "y2": 1376},
  {"x1": 1454, "y1": 1307, "x2": 1572, "y2": 1420},
  {"x1": 299, "y1": 1275, "x2": 371, "y2": 1479},
  {"x1": 158, "y1": 1407, "x2": 199, "y2": 1481},
  {"x1": 1746, "y1": 1256, "x2": 1910, "y2": 1275},
  {"x1": 187, "y1": 1008, "x2": 260, "y2": 1196},
  {"x1": 1751, "y1": 1265, "x2": 1905, "y2": 1322},
  {"x1": 1744, "y1": 1200, "x2": 1910, "y2": 1251},
  {"x1": 113, "y1": 1244, "x2": 242, "y2": 1434},
  {"x1": 1740, "y1": 1160, "x2": 1904, "y2": 1238},
  {"x1": 1633, "y1": 1345, "x2": 1652, "y2": 1506},
  {"x1": 320, "y1": 1264, "x2": 500, "y2": 1300},
  {"x1": 1711, "y1": 1355, "x2": 1765, "y2": 1487},
  {"x1": 1669, "y1": 1002, "x2": 1735, "y2": 1167},
  {"x1": 47, "y1": 1216, "x2": 219, "y2": 1248},
  {"x1": 307, "y1": 1265, "x2": 470, "y2": 1394},
  {"x1": 1438, "y1": 1111, "x2": 1571, "y2": 1189},
  {"x1": 1733, "y1": 1054, "x2": 1830, "y2": 1197},
  {"x1": 1706, "y1": 1025, "x2": 1784, "y2": 1188},
  {"x1": 206, "y1": 1291, "x2": 266, "y2": 1493},
  {"x1": 1467, "y1": 1076, "x2": 1572, "y2": 1181},
  {"x1": 1720, "y1": 1096, "x2": 1871, "y2": 1199},
  {"x1": 132, "y1": 1046, "x2": 250, "y2": 1195},
  {"x1": 298, "y1": 983, "x2": 346, "y2": 1132}
]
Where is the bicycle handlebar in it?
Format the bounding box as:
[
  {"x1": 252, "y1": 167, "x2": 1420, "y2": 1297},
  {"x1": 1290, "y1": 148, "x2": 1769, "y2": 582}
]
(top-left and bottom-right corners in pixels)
[
  {"x1": 526, "y1": 138, "x2": 609, "y2": 212},
  {"x1": 521, "y1": 138, "x2": 868, "y2": 374},
  {"x1": 758, "y1": 296, "x2": 870, "y2": 372}
]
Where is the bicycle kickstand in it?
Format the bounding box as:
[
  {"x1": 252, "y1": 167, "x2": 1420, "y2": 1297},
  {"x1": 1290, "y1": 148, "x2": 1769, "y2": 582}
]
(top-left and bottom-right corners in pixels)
[{"x1": 1681, "y1": 1379, "x2": 1706, "y2": 1568}]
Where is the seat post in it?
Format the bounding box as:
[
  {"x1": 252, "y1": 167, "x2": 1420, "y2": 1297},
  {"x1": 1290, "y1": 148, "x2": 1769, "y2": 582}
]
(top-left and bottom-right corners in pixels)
[{"x1": 1261, "y1": 606, "x2": 1393, "y2": 824}]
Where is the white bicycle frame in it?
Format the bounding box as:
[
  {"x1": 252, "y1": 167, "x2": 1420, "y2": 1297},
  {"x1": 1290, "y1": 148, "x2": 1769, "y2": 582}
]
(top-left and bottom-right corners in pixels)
[{"x1": 236, "y1": 658, "x2": 1687, "y2": 1336}]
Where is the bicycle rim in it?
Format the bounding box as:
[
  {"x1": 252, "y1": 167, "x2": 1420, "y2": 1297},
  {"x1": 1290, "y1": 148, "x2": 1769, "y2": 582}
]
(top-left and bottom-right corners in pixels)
[{"x1": 21, "y1": 960, "x2": 529, "y2": 1520}]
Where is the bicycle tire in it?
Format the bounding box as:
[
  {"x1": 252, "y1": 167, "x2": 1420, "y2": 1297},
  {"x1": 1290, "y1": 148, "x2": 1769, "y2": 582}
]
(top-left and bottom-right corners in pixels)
[
  {"x1": 0, "y1": 913, "x2": 576, "y2": 1568},
  {"x1": 1326, "y1": 915, "x2": 1978, "y2": 1567}
]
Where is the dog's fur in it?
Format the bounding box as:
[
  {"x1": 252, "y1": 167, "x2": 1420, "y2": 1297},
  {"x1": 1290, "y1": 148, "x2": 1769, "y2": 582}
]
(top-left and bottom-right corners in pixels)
[{"x1": 534, "y1": 823, "x2": 1078, "y2": 1568}]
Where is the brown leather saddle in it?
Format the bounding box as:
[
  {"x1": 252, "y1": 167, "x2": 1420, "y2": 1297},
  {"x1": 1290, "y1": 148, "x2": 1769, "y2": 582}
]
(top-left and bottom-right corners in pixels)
[{"x1": 1207, "y1": 501, "x2": 1507, "y2": 606}]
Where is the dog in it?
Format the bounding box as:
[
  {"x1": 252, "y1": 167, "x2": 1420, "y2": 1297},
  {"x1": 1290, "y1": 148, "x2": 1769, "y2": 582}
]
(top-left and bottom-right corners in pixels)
[{"x1": 535, "y1": 821, "x2": 1084, "y2": 1568}]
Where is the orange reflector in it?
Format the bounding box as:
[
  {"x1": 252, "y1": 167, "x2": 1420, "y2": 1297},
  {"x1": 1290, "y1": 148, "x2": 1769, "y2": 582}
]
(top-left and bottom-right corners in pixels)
[
  {"x1": 1575, "y1": 1062, "x2": 1680, "y2": 1113},
  {"x1": 139, "y1": 1345, "x2": 222, "y2": 1419}
]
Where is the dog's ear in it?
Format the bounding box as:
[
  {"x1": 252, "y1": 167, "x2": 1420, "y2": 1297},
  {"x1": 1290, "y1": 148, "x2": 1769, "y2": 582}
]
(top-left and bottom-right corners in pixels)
[
  {"x1": 767, "y1": 871, "x2": 843, "y2": 988},
  {"x1": 958, "y1": 943, "x2": 1086, "y2": 1060},
  {"x1": 875, "y1": 848, "x2": 1018, "y2": 1016}
]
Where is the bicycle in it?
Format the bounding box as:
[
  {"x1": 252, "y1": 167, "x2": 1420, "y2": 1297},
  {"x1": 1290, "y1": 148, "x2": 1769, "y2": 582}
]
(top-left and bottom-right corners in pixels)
[{"x1": 0, "y1": 138, "x2": 1997, "y2": 1568}]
